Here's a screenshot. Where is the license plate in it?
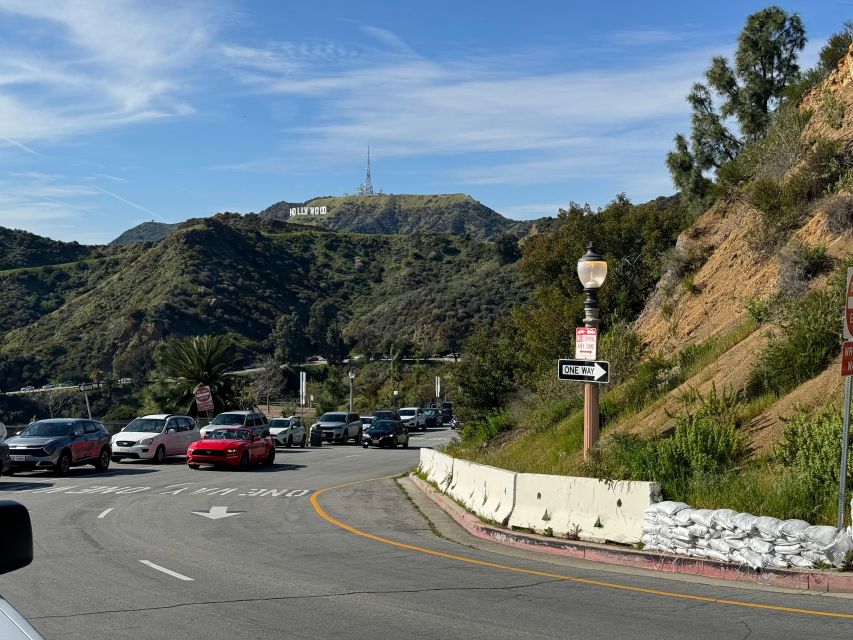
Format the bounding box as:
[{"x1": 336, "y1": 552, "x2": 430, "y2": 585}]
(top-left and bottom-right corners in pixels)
[{"x1": 11, "y1": 455, "x2": 26, "y2": 461}]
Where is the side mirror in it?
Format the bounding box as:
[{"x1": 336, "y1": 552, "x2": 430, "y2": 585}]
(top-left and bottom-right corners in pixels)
[
  {"x1": 0, "y1": 501, "x2": 32, "y2": 575},
  {"x1": 165, "y1": 427, "x2": 176, "y2": 433}
]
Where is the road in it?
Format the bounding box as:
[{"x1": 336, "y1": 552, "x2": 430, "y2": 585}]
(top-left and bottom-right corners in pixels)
[{"x1": 1, "y1": 426, "x2": 852, "y2": 639}]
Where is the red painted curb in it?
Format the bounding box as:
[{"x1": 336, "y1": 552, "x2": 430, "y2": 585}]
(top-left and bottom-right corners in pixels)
[{"x1": 409, "y1": 474, "x2": 853, "y2": 593}]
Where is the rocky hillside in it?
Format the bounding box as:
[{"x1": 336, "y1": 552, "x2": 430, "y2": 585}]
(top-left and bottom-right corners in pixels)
[{"x1": 261, "y1": 193, "x2": 539, "y2": 240}]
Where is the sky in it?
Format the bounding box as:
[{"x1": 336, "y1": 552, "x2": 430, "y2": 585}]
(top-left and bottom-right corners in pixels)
[{"x1": 0, "y1": 1, "x2": 849, "y2": 244}]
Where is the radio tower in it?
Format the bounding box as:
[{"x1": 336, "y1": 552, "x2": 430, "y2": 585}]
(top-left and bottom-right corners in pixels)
[{"x1": 356, "y1": 147, "x2": 375, "y2": 196}]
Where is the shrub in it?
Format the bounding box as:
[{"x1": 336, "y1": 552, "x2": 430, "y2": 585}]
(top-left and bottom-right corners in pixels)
[
  {"x1": 747, "y1": 288, "x2": 842, "y2": 397},
  {"x1": 746, "y1": 296, "x2": 774, "y2": 324},
  {"x1": 458, "y1": 409, "x2": 516, "y2": 445},
  {"x1": 774, "y1": 405, "x2": 848, "y2": 492},
  {"x1": 777, "y1": 241, "x2": 831, "y2": 298},
  {"x1": 823, "y1": 194, "x2": 853, "y2": 234},
  {"x1": 820, "y1": 91, "x2": 846, "y2": 130}
]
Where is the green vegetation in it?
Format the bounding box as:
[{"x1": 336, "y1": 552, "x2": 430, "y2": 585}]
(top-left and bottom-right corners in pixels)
[
  {"x1": 262, "y1": 193, "x2": 539, "y2": 241},
  {"x1": 110, "y1": 221, "x2": 178, "y2": 245}
]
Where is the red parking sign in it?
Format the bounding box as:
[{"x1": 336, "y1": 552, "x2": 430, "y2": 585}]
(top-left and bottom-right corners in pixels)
[
  {"x1": 194, "y1": 385, "x2": 214, "y2": 412},
  {"x1": 843, "y1": 342, "x2": 853, "y2": 378}
]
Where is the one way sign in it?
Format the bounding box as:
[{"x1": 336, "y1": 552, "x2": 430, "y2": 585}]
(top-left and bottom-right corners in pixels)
[{"x1": 558, "y1": 359, "x2": 610, "y2": 383}]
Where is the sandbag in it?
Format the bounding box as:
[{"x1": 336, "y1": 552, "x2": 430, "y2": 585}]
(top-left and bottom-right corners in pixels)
[
  {"x1": 709, "y1": 539, "x2": 731, "y2": 554},
  {"x1": 731, "y1": 513, "x2": 758, "y2": 532},
  {"x1": 803, "y1": 525, "x2": 839, "y2": 547},
  {"x1": 671, "y1": 538, "x2": 692, "y2": 549},
  {"x1": 801, "y1": 549, "x2": 826, "y2": 563},
  {"x1": 824, "y1": 533, "x2": 853, "y2": 568},
  {"x1": 738, "y1": 548, "x2": 764, "y2": 570},
  {"x1": 748, "y1": 538, "x2": 774, "y2": 554},
  {"x1": 651, "y1": 501, "x2": 690, "y2": 516},
  {"x1": 788, "y1": 555, "x2": 815, "y2": 569},
  {"x1": 695, "y1": 538, "x2": 711, "y2": 549},
  {"x1": 688, "y1": 524, "x2": 711, "y2": 538},
  {"x1": 754, "y1": 516, "x2": 784, "y2": 539},
  {"x1": 763, "y1": 553, "x2": 790, "y2": 569},
  {"x1": 642, "y1": 523, "x2": 659, "y2": 534},
  {"x1": 773, "y1": 543, "x2": 802, "y2": 555},
  {"x1": 672, "y1": 509, "x2": 696, "y2": 526},
  {"x1": 691, "y1": 509, "x2": 715, "y2": 528},
  {"x1": 658, "y1": 515, "x2": 679, "y2": 527},
  {"x1": 705, "y1": 549, "x2": 730, "y2": 563},
  {"x1": 721, "y1": 530, "x2": 746, "y2": 540},
  {"x1": 779, "y1": 519, "x2": 810, "y2": 540},
  {"x1": 712, "y1": 509, "x2": 737, "y2": 530},
  {"x1": 725, "y1": 538, "x2": 748, "y2": 550},
  {"x1": 670, "y1": 526, "x2": 693, "y2": 541}
]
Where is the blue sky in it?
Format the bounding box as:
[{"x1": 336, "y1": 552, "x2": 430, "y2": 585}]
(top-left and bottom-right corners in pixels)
[{"x1": 0, "y1": 1, "x2": 848, "y2": 243}]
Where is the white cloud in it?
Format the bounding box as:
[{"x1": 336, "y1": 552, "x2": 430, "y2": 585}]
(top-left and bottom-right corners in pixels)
[{"x1": 0, "y1": 0, "x2": 219, "y2": 144}]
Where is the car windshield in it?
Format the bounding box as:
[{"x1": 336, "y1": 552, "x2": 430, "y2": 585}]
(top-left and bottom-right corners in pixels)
[
  {"x1": 423, "y1": 409, "x2": 435, "y2": 416},
  {"x1": 399, "y1": 409, "x2": 415, "y2": 417},
  {"x1": 20, "y1": 421, "x2": 74, "y2": 437},
  {"x1": 370, "y1": 420, "x2": 396, "y2": 431},
  {"x1": 268, "y1": 419, "x2": 289, "y2": 427},
  {"x1": 373, "y1": 411, "x2": 393, "y2": 419},
  {"x1": 207, "y1": 428, "x2": 248, "y2": 440},
  {"x1": 211, "y1": 414, "x2": 246, "y2": 426},
  {"x1": 360, "y1": 417, "x2": 373, "y2": 424},
  {"x1": 442, "y1": 402, "x2": 453, "y2": 409},
  {"x1": 320, "y1": 413, "x2": 347, "y2": 422},
  {"x1": 122, "y1": 418, "x2": 166, "y2": 433}
]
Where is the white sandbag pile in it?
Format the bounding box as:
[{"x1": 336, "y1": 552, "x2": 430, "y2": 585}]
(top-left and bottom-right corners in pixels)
[{"x1": 641, "y1": 501, "x2": 853, "y2": 570}]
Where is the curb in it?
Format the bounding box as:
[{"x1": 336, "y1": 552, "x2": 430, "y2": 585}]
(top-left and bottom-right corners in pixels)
[{"x1": 409, "y1": 474, "x2": 853, "y2": 594}]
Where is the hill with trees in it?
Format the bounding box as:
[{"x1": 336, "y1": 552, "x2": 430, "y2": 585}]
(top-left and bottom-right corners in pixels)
[{"x1": 110, "y1": 221, "x2": 179, "y2": 245}]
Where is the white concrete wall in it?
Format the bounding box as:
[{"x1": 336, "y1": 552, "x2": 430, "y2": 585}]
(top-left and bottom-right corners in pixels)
[
  {"x1": 509, "y1": 474, "x2": 660, "y2": 544},
  {"x1": 418, "y1": 448, "x2": 454, "y2": 491},
  {"x1": 448, "y1": 458, "x2": 516, "y2": 526}
]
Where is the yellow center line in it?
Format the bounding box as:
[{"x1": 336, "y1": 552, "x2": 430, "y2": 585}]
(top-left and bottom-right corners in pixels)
[{"x1": 310, "y1": 477, "x2": 853, "y2": 620}]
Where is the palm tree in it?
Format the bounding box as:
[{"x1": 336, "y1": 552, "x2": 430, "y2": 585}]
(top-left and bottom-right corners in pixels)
[{"x1": 159, "y1": 335, "x2": 237, "y2": 415}]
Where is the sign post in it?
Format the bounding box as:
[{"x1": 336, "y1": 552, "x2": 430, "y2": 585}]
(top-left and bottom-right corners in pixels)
[
  {"x1": 558, "y1": 360, "x2": 610, "y2": 383},
  {"x1": 435, "y1": 376, "x2": 441, "y2": 404},
  {"x1": 79, "y1": 383, "x2": 94, "y2": 420},
  {"x1": 299, "y1": 371, "x2": 307, "y2": 418},
  {"x1": 194, "y1": 385, "x2": 214, "y2": 413},
  {"x1": 838, "y1": 267, "x2": 853, "y2": 529}
]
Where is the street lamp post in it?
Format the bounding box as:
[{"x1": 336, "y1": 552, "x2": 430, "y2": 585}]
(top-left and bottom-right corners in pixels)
[
  {"x1": 393, "y1": 389, "x2": 399, "y2": 409},
  {"x1": 577, "y1": 242, "x2": 608, "y2": 460},
  {"x1": 348, "y1": 370, "x2": 355, "y2": 412}
]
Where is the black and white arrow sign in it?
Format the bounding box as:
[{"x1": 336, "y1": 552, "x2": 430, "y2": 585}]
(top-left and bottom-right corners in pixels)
[
  {"x1": 191, "y1": 506, "x2": 244, "y2": 520},
  {"x1": 557, "y1": 359, "x2": 610, "y2": 383}
]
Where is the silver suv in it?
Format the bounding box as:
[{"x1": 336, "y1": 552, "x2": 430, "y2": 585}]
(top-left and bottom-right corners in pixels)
[
  {"x1": 200, "y1": 411, "x2": 268, "y2": 437},
  {"x1": 312, "y1": 412, "x2": 362, "y2": 444},
  {"x1": 7, "y1": 418, "x2": 112, "y2": 475}
]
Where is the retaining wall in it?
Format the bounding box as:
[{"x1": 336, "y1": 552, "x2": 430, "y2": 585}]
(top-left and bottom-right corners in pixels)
[{"x1": 449, "y1": 458, "x2": 516, "y2": 525}]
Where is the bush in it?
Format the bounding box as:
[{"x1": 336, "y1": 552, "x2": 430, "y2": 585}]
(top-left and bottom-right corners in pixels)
[
  {"x1": 824, "y1": 194, "x2": 853, "y2": 234},
  {"x1": 820, "y1": 91, "x2": 846, "y2": 130},
  {"x1": 747, "y1": 288, "x2": 842, "y2": 397},
  {"x1": 458, "y1": 409, "x2": 516, "y2": 445},
  {"x1": 777, "y1": 241, "x2": 831, "y2": 298},
  {"x1": 775, "y1": 405, "x2": 848, "y2": 492}
]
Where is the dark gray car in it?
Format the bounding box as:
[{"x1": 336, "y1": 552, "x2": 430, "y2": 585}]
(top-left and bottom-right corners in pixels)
[{"x1": 7, "y1": 418, "x2": 112, "y2": 475}]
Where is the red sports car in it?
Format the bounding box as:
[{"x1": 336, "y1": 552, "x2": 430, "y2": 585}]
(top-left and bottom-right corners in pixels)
[{"x1": 187, "y1": 427, "x2": 275, "y2": 470}]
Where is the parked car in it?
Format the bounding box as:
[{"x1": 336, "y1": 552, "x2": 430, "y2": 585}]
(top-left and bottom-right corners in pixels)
[
  {"x1": 200, "y1": 410, "x2": 268, "y2": 437},
  {"x1": 372, "y1": 409, "x2": 401, "y2": 422},
  {"x1": 187, "y1": 427, "x2": 275, "y2": 469},
  {"x1": 399, "y1": 407, "x2": 426, "y2": 431},
  {"x1": 111, "y1": 414, "x2": 199, "y2": 463},
  {"x1": 422, "y1": 408, "x2": 439, "y2": 429},
  {"x1": 362, "y1": 419, "x2": 409, "y2": 448},
  {"x1": 20, "y1": 386, "x2": 34, "y2": 392},
  {"x1": 0, "y1": 501, "x2": 47, "y2": 639},
  {"x1": 268, "y1": 416, "x2": 306, "y2": 448},
  {"x1": 360, "y1": 415, "x2": 374, "y2": 429},
  {"x1": 440, "y1": 401, "x2": 454, "y2": 422},
  {"x1": 312, "y1": 412, "x2": 362, "y2": 444},
  {"x1": 6, "y1": 418, "x2": 111, "y2": 475}
]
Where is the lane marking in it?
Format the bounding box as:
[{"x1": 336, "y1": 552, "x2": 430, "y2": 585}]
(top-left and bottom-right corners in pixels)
[
  {"x1": 97, "y1": 508, "x2": 113, "y2": 519},
  {"x1": 139, "y1": 560, "x2": 194, "y2": 582},
  {"x1": 311, "y1": 478, "x2": 853, "y2": 620}
]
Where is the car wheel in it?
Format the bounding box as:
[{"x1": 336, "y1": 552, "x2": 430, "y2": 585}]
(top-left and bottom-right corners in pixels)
[
  {"x1": 286, "y1": 437, "x2": 292, "y2": 449},
  {"x1": 264, "y1": 447, "x2": 275, "y2": 466},
  {"x1": 403, "y1": 437, "x2": 409, "y2": 449},
  {"x1": 94, "y1": 447, "x2": 111, "y2": 471},
  {"x1": 239, "y1": 451, "x2": 249, "y2": 470},
  {"x1": 188, "y1": 463, "x2": 200, "y2": 470},
  {"x1": 300, "y1": 434, "x2": 307, "y2": 448},
  {"x1": 154, "y1": 445, "x2": 165, "y2": 464},
  {"x1": 393, "y1": 435, "x2": 399, "y2": 448},
  {"x1": 421, "y1": 424, "x2": 426, "y2": 431},
  {"x1": 362, "y1": 442, "x2": 368, "y2": 449},
  {"x1": 355, "y1": 428, "x2": 362, "y2": 444},
  {"x1": 55, "y1": 451, "x2": 71, "y2": 476}
]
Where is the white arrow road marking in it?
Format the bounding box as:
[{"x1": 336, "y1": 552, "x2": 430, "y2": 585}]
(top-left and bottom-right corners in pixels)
[
  {"x1": 191, "y1": 505, "x2": 244, "y2": 519},
  {"x1": 139, "y1": 560, "x2": 194, "y2": 581},
  {"x1": 97, "y1": 508, "x2": 113, "y2": 519},
  {"x1": 593, "y1": 362, "x2": 606, "y2": 380}
]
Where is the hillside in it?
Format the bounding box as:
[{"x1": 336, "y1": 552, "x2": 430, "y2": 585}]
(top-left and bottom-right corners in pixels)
[
  {"x1": 0, "y1": 227, "x2": 91, "y2": 270},
  {"x1": 110, "y1": 221, "x2": 179, "y2": 245},
  {"x1": 0, "y1": 214, "x2": 527, "y2": 389},
  {"x1": 261, "y1": 193, "x2": 539, "y2": 240}
]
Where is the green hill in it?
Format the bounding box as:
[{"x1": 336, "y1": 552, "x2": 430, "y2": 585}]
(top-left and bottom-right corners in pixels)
[
  {"x1": 0, "y1": 214, "x2": 527, "y2": 389},
  {"x1": 109, "y1": 221, "x2": 179, "y2": 245},
  {"x1": 261, "y1": 193, "x2": 538, "y2": 240},
  {"x1": 0, "y1": 227, "x2": 91, "y2": 270}
]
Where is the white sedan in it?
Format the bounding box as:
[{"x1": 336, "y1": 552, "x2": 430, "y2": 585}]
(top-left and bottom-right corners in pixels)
[{"x1": 268, "y1": 416, "x2": 306, "y2": 448}]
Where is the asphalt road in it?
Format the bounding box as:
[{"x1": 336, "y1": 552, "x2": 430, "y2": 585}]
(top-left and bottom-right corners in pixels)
[{"x1": 1, "y1": 426, "x2": 852, "y2": 639}]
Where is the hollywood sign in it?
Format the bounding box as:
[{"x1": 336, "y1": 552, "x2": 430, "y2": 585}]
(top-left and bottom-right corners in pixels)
[{"x1": 289, "y1": 206, "x2": 327, "y2": 217}]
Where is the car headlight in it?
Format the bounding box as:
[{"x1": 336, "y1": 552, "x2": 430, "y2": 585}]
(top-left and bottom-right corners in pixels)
[
  {"x1": 140, "y1": 437, "x2": 154, "y2": 445},
  {"x1": 225, "y1": 448, "x2": 238, "y2": 453},
  {"x1": 43, "y1": 444, "x2": 56, "y2": 455}
]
